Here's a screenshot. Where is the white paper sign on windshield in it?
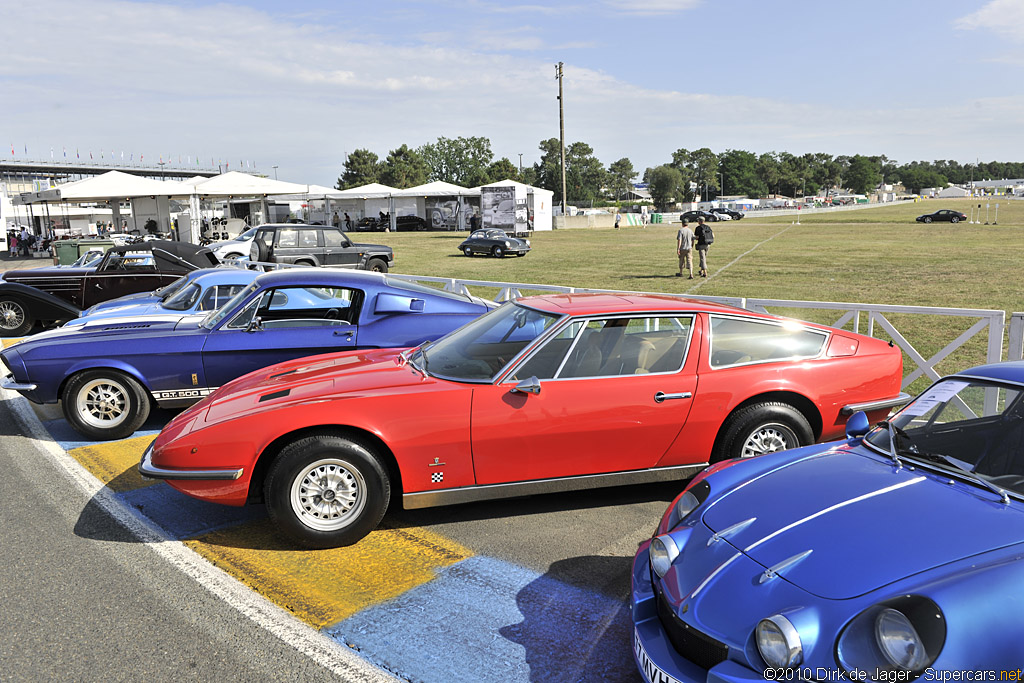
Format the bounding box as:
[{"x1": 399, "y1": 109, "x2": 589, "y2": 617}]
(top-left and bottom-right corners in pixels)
[{"x1": 902, "y1": 380, "x2": 970, "y2": 417}]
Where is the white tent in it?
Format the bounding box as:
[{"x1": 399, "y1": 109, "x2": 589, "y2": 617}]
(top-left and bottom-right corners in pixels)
[
  {"x1": 328, "y1": 182, "x2": 399, "y2": 199},
  {"x1": 477, "y1": 179, "x2": 554, "y2": 232},
  {"x1": 189, "y1": 171, "x2": 308, "y2": 197},
  {"x1": 22, "y1": 170, "x2": 176, "y2": 203},
  {"x1": 391, "y1": 180, "x2": 476, "y2": 197}
]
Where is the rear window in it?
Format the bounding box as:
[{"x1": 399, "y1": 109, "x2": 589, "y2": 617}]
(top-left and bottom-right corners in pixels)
[
  {"x1": 709, "y1": 315, "x2": 827, "y2": 367},
  {"x1": 384, "y1": 276, "x2": 477, "y2": 304}
]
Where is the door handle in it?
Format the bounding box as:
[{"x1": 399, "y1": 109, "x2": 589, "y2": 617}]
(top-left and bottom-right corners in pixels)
[
  {"x1": 333, "y1": 330, "x2": 353, "y2": 338},
  {"x1": 654, "y1": 391, "x2": 692, "y2": 403}
]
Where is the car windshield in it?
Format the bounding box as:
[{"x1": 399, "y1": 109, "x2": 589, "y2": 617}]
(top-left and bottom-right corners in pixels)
[
  {"x1": 863, "y1": 377, "x2": 1024, "y2": 498},
  {"x1": 156, "y1": 274, "x2": 190, "y2": 300},
  {"x1": 384, "y1": 276, "x2": 475, "y2": 303},
  {"x1": 161, "y1": 282, "x2": 202, "y2": 311},
  {"x1": 415, "y1": 302, "x2": 561, "y2": 382},
  {"x1": 201, "y1": 281, "x2": 260, "y2": 329},
  {"x1": 231, "y1": 227, "x2": 258, "y2": 242}
]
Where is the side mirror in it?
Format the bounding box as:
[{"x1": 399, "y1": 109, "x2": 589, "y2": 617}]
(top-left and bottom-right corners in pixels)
[
  {"x1": 246, "y1": 316, "x2": 264, "y2": 333},
  {"x1": 845, "y1": 410, "x2": 871, "y2": 439},
  {"x1": 511, "y1": 376, "x2": 541, "y2": 395}
]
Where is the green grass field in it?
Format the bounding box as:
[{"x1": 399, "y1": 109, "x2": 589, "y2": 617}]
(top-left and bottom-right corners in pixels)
[{"x1": 372, "y1": 198, "x2": 1024, "y2": 393}]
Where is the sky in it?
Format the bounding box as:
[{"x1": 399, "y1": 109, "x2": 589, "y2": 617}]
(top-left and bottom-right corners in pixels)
[{"x1": 3, "y1": 0, "x2": 1024, "y2": 186}]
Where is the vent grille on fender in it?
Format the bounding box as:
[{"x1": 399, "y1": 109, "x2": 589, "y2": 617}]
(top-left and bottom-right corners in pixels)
[
  {"x1": 259, "y1": 389, "x2": 291, "y2": 402},
  {"x1": 101, "y1": 323, "x2": 154, "y2": 330}
]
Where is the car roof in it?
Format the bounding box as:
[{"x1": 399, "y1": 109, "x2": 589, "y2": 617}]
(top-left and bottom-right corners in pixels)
[
  {"x1": 517, "y1": 292, "x2": 758, "y2": 317},
  {"x1": 187, "y1": 268, "x2": 261, "y2": 286},
  {"x1": 953, "y1": 361, "x2": 1024, "y2": 385},
  {"x1": 252, "y1": 268, "x2": 391, "y2": 288}
]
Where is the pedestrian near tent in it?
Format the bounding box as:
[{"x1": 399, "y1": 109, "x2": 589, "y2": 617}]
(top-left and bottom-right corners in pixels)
[
  {"x1": 332, "y1": 212, "x2": 341, "y2": 228},
  {"x1": 695, "y1": 216, "x2": 714, "y2": 278},
  {"x1": 344, "y1": 213, "x2": 353, "y2": 231},
  {"x1": 676, "y1": 218, "x2": 694, "y2": 278},
  {"x1": 615, "y1": 212, "x2": 621, "y2": 230}
]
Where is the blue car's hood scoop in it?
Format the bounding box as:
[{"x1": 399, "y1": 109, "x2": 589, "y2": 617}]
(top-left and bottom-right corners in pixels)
[{"x1": 702, "y1": 448, "x2": 1024, "y2": 599}]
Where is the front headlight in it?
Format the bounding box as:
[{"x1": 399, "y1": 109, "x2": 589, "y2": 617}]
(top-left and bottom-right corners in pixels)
[
  {"x1": 660, "y1": 479, "x2": 711, "y2": 533},
  {"x1": 504, "y1": 241, "x2": 511, "y2": 247},
  {"x1": 525, "y1": 239, "x2": 531, "y2": 247},
  {"x1": 875, "y1": 608, "x2": 928, "y2": 671},
  {"x1": 756, "y1": 615, "x2": 803, "y2": 668},
  {"x1": 649, "y1": 534, "x2": 680, "y2": 578}
]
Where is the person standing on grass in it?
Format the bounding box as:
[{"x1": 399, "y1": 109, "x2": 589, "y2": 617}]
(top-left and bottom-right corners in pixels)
[
  {"x1": 615, "y1": 212, "x2": 621, "y2": 230},
  {"x1": 676, "y1": 218, "x2": 694, "y2": 278},
  {"x1": 695, "y1": 216, "x2": 714, "y2": 278}
]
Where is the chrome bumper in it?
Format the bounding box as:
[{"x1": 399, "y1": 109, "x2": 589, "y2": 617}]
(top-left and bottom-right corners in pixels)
[
  {"x1": 841, "y1": 392, "x2": 912, "y2": 416},
  {"x1": 138, "y1": 443, "x2": 244, "y2": 481},
  {"x1": 1, "y1": 375, "x2": 37, "y2": 392}
]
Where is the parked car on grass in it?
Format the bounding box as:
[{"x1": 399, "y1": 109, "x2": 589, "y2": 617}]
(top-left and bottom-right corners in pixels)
[
  {"x1": 712, "y1": 207, "x2": 744, "y2": 220},
  {"x1": 631, "y1": 361, "x2": 1024, "y2": 680},
  {"x1": 459, "y1": 228, "x2": 531, "y2": 257},
  {"x1": 0, "y1": 240, "x2": 218, "y2": 336},
  {"x1": 680, "y1": 210, "x2": 721, "y2": 223},
  {"x1": 0, "y1": 269, "x2": 491, "y2": 440},
  {"x1": 916, "y1": 209, "x2": 967, "y2": 224},
  {"x1": 137, "y1": 293, "x2": 906, "y2": 548},
  {"x1": 249, "y1": 223, "x2": 393, "y2": 271}
]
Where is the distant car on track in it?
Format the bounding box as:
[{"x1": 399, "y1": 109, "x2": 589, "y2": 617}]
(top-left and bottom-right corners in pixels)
[
  {"x1": 137, "y1": 293, "x2": 905, "y2": 548},
  {"x1": 712, "y1": 207, "x2": 744, "y2": 220},
  {"x1": 0, "y1": 269, "x2": 491, "y2": 440},
  {"x1": 459, "y1": 228, "x2": 531, "y2": 258},
  {"x1": 916, "y1": 209, "x2": 967, "y2": 224},
  {"x1": 680, "y1": 210, "x2": 720, "y2": 223},
  {"x1": 631, "y1": 361, "x2": 1024, "y2": 679}
]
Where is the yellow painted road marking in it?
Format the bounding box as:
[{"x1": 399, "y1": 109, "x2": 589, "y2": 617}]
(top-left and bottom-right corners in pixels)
[
  {"x1": 69, "y1": 435, "x2": 156, "y2": 492},
  {"x1": 187, "y1": 520, "x2": 472, "y2": 628},
  {"x1": 1, "y1": 338, "x2": 22, "y2": 348}
]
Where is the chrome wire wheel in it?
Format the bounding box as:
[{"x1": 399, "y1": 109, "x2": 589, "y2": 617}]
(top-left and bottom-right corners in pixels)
[
  {"x1": 740, "y1": 424, "x2": 795, "y2": 457},
  {"x1": 0, "y1": 300, "x2": 25, "y2": 331},
  {"x1": 289, "y1": 458, "x2": 367, "y2": 532},
  {"x1": 75, "y1": 378, "x2": 131, "y2": 430}
]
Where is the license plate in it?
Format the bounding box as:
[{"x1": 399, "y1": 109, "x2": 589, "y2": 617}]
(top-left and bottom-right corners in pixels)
[{"x1": 634, "y1": 627, "x2": 683, "y2": 683}]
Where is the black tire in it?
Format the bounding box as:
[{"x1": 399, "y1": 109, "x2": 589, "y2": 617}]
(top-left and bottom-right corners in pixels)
[
  {"x1": 492, "y1": 246, "x2": 504, "y2": 258},
  {"x1": 223, "y1": 252, "x2": 245, "y2": 261},
  {"x1": 264, "y1": 433, "x2": 390, "y2": 548},
  {"x1": 366, "y1": 258, "x2": 388, "y2": 273},
  {"x1": 463, "y1": 246, "x2": 473, "y2": 257},
  {"x1": 950, "y1": 216, "x2": 959, "y2": 223},
  {"x1": 923, "y1": 216, "x2": 932, "y2": 224},
  {"x1": 61, "y1": 369, "x2": 151, "y2": 440},
  {"x1": 714, "y1": 402, "x2": 813, "y2": 462},
  {"x1": 0, "y1": 296, "x2": 34, "y2": 337}
]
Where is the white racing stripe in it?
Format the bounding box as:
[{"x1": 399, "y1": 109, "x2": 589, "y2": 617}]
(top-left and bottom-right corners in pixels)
[{"x1": 1, "y1": 386, "x2": 396, "y2": 683}]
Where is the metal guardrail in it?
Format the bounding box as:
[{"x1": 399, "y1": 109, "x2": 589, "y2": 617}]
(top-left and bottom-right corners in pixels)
[{"x1": 388, "y1": 274, "x2": 1008, "y2": 391}]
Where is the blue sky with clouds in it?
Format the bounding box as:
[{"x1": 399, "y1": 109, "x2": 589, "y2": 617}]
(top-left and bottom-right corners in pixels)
[{"x1": 4, "y1": 0, "x2": 1022, "y2": 185}]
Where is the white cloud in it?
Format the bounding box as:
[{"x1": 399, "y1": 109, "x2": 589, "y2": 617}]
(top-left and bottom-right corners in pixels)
[
  {"x1": 602, "y1": 0, "x2": 701, "y2": 15},
  {"x1": 956, "y1": 0, "x2": 1024, "y2": 40}
]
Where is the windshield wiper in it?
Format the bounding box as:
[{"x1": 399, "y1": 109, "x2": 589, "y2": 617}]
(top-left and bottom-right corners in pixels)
[
  {"x1": 911, "y1": 451, "x2": 1010, "y2": 505},
  {"x1": 878, "y1": 420, "x2": 905, "y2": 469},
  {"x1": 406, "y1": 342, "x2": 431, "y2": 376}
]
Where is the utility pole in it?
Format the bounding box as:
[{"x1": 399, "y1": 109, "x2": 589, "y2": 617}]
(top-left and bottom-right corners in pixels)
[
  {"x1": 518, "y1": 153, "x2": 523, "y2": 175},
  {"x1": 556, "y1": 62, "x2": 566, "y2": 216}
]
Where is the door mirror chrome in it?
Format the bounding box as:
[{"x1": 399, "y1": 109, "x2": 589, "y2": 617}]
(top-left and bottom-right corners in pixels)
[
  {"x1": 511, "y1": 376, "x2": 541, "y2": 395},
  {"x1": 845, "y1": 410, "x2": 871, "y2": 439},
  {"x1": 246, "y1": 316, "x2": 264, "y2": 333}
]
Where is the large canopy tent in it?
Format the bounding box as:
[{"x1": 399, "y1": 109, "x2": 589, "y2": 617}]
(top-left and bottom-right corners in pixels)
[{"x1": 174, "y1": 171, "x2": 308, "y2": 242}]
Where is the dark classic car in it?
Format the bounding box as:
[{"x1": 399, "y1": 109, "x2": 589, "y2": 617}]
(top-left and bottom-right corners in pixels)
[
  {"x1": 459, "y1": 228, "x2": 531, "y2": 257},
  {"x1": 680, "y1": 210, "x2": 721, "y2": 223},
  {"x1": 249, "y1": 223, "x2": 393, "y2": 271},
  {"x1": 916, "y1": 209, "x2": 967, "y2": 224},
  {"x1": 0, "y1": 269, "x2": 492, "y2": 440},
  {"x1": 350, "y1": 215, "x2": 428, "y2": 232},
  {"x1": 712, "y1": 207, "x2": 744, "y2": 220},
  {"x1": 0, "y1": 240, "x2": 219, "y2": 336}
]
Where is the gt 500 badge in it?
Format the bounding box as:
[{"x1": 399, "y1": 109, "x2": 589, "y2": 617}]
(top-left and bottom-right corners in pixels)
[{"x1": 152, "y1": 388, "x2": 215, "y2": 401}]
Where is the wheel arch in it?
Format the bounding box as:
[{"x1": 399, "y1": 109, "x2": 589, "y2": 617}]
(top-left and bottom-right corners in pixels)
[
  {"x1": 246, "y1": 424, "x2": 402, "y2": 505},
  {"x1": 58, "y1": 361, "x2": 155, "y2": 407},
  {"x1": 711, "y1": 390, "x2": 822, "y2": 455}
]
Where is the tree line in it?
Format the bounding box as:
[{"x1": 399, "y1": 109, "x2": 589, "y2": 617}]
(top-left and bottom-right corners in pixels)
[{"x1": 337, "y1": 137, "x2": 1024, "y2": 209}]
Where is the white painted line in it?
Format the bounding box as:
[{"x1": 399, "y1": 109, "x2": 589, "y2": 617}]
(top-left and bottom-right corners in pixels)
[
  {"x1": 686, "y1": 223, "x2": 795, "y2": 293},
  {"x1": 1, "y1": 387, "x2": 396, "y2": 683}
]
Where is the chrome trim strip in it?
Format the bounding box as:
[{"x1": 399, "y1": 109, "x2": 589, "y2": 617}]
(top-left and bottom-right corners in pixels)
[
  {"x1": 403, "y1": 463, "x2": 707, "y2": 510},
  {"x1": 1, "y1": 376, "x2": 37, "y2": 391},
  {"x1": 840, "y1": 392, "x2": 912, "y2": 415},
  {"x1": 707, "y1": 516, "x2": 756, "y2": 547},
  {"x1": 138, "y1": 443, "x2": 244, "y2": 481},
  {"x1": 759, "y1": 549, "x2": 813, "y2": 584}
]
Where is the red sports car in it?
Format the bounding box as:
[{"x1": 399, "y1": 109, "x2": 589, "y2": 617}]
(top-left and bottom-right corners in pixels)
[{"x1": 140, "y1": 294, "x2": 906, "y2": 548}]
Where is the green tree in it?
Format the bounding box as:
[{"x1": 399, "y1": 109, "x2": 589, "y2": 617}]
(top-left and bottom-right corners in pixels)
[
  {"x1": 337, "y1": 148, "x2": 381, "y2": 189},
  {"x1": 647, "y1": 165, "x2": 684, "y2": 210},
  {"x1": 845, "y1": 154, "x2": 881, "y2": 195},
  {"x1": 379, "y1": 144, "x2": 430, "y2": 189},
  {"x1": 486, "y1": 157, "x2": 519, "y2": 184},
  {"x1": 607, "y1": 157, "x2": 637, "y2": 201},
  {"x1": 534, "y1": 138, "x2": 605, "y2": 204},
  {"x1": 718, "y1": 149, "x2": 765, "y2": 199},
  {"x1": 418, "y1": 136, "x2": 494, "y2": 187}
]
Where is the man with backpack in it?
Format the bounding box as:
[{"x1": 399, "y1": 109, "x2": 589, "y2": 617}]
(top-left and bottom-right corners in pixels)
[{"x1": 695, "y1": 216, "x2": 714, "y2": 277}]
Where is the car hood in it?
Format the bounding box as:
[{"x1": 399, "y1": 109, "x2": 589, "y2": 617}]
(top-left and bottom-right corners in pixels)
[
  {"x1": 201, "y1": 347, "x2": 419, "y2": 424},
  {"x1": 70, "y1": 302, "x2": 162, "y2": 323},
  {"x1": 3, "y1": 266, "x2": 94, "y2": 280},
  {"x1": 30, "y1": 312, "x2": 206, "y2": 341},
  {"x1": 701, "y1": 446, "x2": 1024, "y2": 599}
]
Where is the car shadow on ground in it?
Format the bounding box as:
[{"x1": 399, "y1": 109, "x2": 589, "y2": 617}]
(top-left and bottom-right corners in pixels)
[{"x1": 498, "y1": 555, "x2": 644, "y2": 683}]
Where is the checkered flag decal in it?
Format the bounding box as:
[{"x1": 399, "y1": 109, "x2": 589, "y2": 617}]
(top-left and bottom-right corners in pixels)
[{"x1": 431, "y1": 472, "x2": 444, "y2": 484}]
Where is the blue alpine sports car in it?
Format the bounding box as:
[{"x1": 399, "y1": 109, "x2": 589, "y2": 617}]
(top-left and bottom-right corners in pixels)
[
  {"x1": 68, "y1": 267, "x2": 259, "y2": 325},
  {"x1": 631, "y1": 361, "x2": 1024, "y2": 680},
  {"x1": 1, "y1": 269, "x2": 492, "y2": 440}
]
